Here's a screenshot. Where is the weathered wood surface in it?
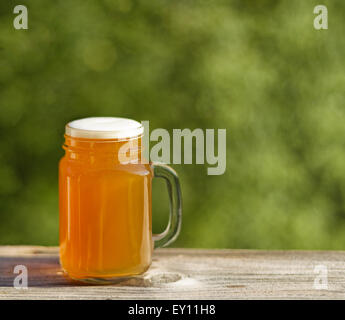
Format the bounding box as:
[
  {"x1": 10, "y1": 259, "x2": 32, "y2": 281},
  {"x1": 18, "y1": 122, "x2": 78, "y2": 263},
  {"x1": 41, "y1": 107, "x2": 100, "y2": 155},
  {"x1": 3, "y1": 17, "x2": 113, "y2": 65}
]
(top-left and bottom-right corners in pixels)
[{"x1": 0, "y1": 246, "x2": 345, "y2": 299}]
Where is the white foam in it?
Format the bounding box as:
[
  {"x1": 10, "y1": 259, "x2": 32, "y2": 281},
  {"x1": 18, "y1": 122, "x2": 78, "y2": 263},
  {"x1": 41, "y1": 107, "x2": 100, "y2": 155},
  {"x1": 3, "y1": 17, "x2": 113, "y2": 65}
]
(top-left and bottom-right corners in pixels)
[{"x1": 66, "y1": 117, "x2": 143, "y2": 139}]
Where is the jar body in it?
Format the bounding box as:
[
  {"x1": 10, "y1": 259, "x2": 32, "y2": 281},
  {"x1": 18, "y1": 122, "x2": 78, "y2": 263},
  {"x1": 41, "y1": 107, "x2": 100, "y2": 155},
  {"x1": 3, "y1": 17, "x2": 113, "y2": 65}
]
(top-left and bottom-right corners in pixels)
[{"x1": 59, "y1": 136, "x2": 153, "y2": 280}]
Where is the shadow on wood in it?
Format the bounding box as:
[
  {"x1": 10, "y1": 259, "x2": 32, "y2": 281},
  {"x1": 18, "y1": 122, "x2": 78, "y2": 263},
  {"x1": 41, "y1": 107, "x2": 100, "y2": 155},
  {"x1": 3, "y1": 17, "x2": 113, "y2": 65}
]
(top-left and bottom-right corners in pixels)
[{"x1": 0, "y1": 247, "x2": 185, "y2": 289}]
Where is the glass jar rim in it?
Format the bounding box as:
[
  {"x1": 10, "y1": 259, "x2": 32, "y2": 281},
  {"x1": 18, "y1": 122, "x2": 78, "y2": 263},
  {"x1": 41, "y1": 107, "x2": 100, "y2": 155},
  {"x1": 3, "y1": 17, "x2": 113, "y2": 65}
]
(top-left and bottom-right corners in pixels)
[{"x1": 65, "y1": 117, "x2": 144, "y2": 139}]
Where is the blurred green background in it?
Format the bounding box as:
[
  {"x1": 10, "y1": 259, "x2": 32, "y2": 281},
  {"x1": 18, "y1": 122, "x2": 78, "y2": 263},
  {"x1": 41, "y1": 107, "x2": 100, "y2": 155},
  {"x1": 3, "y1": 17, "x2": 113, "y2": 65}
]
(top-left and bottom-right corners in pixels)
[{"x1": 1, "y1": 0, "x2": 345, "y2": 249}]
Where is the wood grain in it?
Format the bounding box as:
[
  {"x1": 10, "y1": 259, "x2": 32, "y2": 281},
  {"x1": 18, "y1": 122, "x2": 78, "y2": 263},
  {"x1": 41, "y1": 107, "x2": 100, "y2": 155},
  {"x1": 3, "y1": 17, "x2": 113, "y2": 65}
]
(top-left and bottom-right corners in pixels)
[{"x1": 0, "y1": 246, "x2": 345, "y2": 299}]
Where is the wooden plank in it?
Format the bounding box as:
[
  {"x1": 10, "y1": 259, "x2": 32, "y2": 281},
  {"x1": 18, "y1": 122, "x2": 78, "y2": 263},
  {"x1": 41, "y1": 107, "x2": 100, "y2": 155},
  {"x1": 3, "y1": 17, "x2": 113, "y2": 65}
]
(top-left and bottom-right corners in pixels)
[{"x1": 0, "y1": 246, "x2": 345, "y2": 299}]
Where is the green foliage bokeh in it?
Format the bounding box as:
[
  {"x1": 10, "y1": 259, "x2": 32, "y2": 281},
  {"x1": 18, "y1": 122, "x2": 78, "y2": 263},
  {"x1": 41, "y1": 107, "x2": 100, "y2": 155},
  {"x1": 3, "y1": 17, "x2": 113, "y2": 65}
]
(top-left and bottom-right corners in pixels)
[{"x1": 1, "y1": 0, "x2": 345, "y2": 249}]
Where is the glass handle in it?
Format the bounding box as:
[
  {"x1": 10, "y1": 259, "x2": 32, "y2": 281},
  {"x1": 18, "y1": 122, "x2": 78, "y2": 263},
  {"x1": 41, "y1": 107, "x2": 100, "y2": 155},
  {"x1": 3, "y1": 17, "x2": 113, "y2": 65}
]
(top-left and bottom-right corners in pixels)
[{"x1": 151, "y1": 162, "x2": 182, "y2": 248}]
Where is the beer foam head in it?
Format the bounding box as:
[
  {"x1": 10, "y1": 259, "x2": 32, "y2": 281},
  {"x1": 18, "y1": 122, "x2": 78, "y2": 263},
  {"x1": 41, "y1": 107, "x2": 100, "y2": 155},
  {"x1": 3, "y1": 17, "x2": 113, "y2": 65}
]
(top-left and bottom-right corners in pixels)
[{"x1": 66, "y1": 117, "x2": 143, "y2": 139}]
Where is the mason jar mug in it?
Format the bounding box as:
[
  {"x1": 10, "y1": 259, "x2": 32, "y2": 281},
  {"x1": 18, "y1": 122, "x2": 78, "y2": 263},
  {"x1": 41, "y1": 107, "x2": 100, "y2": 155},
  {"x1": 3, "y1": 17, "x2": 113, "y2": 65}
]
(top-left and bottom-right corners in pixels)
[{"x1": 59, "y1": 117, "x2": 182, "y2": 283}]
